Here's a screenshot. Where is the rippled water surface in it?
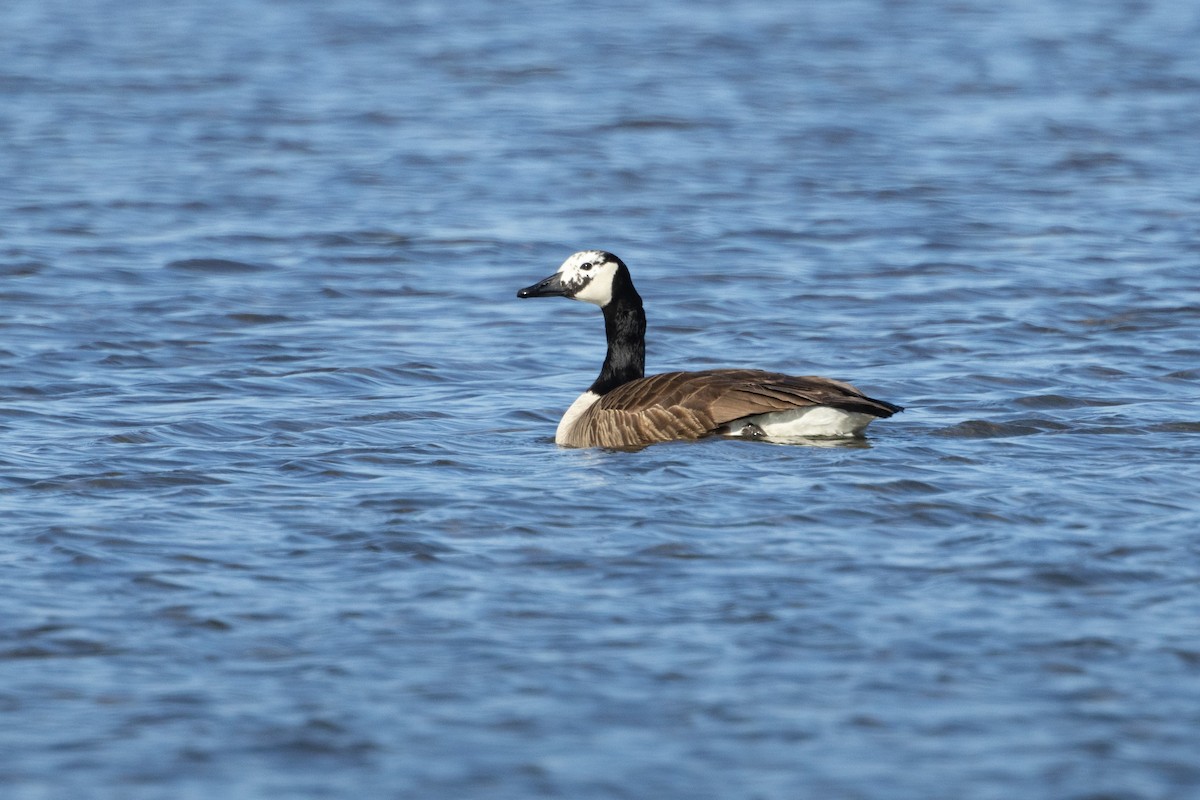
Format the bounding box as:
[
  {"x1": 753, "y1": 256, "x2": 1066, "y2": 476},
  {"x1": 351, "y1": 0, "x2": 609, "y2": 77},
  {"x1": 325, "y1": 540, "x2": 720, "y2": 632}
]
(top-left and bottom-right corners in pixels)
[{"x1": 3, "y1": 1, "x2": 1200, "y2": 798}]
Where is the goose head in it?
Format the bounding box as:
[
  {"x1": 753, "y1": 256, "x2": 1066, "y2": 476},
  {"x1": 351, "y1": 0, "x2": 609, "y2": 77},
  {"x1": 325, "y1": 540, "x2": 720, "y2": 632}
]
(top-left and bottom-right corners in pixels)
[{"x1": 517, "y1": 250, "x2": 627, "y2": 308}]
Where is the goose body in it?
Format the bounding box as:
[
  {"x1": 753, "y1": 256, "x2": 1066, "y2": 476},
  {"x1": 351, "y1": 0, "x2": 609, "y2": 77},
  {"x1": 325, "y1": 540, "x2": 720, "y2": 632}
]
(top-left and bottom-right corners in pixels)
[{"x1": 518, "y1": 251, "x2": 902, "y2": 449}]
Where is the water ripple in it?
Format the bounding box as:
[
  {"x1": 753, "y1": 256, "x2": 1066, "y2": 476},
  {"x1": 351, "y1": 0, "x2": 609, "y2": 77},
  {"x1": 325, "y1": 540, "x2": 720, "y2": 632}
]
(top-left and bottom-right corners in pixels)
[{"x1": 2, "y1": 1, "x2": 1199, "y2": 798}]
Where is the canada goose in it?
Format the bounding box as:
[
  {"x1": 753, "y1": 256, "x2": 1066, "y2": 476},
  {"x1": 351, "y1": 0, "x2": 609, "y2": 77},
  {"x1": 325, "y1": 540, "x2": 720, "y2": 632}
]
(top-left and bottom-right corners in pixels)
[{"x1": 517, "y1": 250, "x2": 902, "y2": 448}]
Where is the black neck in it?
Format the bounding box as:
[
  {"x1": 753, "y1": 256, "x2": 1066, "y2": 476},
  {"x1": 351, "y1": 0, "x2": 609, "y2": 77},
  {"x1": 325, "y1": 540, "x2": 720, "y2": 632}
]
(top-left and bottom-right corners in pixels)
[{"x1": 589, "y1": 270, "x2": 645, "y2": 395}]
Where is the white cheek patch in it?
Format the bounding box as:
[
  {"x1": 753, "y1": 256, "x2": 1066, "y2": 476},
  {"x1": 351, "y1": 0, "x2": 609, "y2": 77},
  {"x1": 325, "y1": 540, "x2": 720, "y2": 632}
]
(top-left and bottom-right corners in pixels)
[
  {"x1": 551, "y1": 251, "x2": 617, "y2": 306},
  {"x1": 571, "y1": 264, "x2": 615, "y2": 306}
]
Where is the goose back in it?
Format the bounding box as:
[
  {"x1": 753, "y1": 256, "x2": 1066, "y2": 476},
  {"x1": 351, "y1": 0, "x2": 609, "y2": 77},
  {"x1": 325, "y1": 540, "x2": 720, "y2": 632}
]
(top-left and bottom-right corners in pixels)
[{"x1": 558, "y1": 368, "x2": 901, "y2": 449}]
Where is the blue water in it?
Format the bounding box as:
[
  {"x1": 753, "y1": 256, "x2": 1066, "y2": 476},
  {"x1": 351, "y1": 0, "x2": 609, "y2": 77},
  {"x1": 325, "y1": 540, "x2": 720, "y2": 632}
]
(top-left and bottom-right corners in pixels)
[{"x1": 3, "y1": 1, "x2": 1200, "y2": 798}]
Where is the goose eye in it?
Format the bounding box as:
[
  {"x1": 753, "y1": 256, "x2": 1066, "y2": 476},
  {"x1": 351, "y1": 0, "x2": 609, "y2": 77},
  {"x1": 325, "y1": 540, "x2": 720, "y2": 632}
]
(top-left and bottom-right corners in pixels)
[{"x1": 580, "y1": 262, "x2": 592, "y2": 271}]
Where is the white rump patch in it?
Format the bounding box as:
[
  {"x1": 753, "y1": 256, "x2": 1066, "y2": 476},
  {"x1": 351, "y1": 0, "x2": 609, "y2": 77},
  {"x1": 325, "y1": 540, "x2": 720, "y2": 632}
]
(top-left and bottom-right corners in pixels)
[
  {"x1": 727, "y1": 406, "x2": 876, "y2": 439},
  {"x1": 556, "y1": 391, "x2": 601, "y2": 444}
]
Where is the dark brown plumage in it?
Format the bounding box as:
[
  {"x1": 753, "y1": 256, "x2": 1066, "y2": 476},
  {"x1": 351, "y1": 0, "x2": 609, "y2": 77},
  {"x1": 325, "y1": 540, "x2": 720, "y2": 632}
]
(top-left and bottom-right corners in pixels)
[{"x1": 559, "y1": 369, "x2": 901, "y2": 448}]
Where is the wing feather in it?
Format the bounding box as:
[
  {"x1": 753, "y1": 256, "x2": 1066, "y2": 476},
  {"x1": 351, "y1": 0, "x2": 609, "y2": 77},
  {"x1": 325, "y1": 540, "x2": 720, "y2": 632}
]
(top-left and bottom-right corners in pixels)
[{"x1": 562, "y1": 369, "x2": 901, "y2": 448}]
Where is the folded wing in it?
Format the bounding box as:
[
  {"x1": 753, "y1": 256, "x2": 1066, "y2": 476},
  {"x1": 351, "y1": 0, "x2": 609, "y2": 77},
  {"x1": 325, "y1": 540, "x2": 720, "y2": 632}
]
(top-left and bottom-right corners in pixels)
[{"x1": 565, "y1": 369, "x2": 902, "y2": 448}]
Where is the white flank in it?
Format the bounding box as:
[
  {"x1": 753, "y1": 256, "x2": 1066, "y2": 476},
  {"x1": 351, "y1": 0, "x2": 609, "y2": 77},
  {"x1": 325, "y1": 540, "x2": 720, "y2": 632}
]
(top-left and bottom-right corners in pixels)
[
  {"x1": 556, "y1": 391, "x2": 601, "y2": 444},
  {"x1": 732, "y1": 406, "x2": 876, "y2": 438}
]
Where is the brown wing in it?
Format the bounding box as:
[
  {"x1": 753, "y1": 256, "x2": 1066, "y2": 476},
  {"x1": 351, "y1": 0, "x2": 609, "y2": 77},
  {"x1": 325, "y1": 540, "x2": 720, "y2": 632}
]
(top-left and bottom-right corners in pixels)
[{"x1": 564, "y1": 369, "x2": 901, "y2": 449}]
